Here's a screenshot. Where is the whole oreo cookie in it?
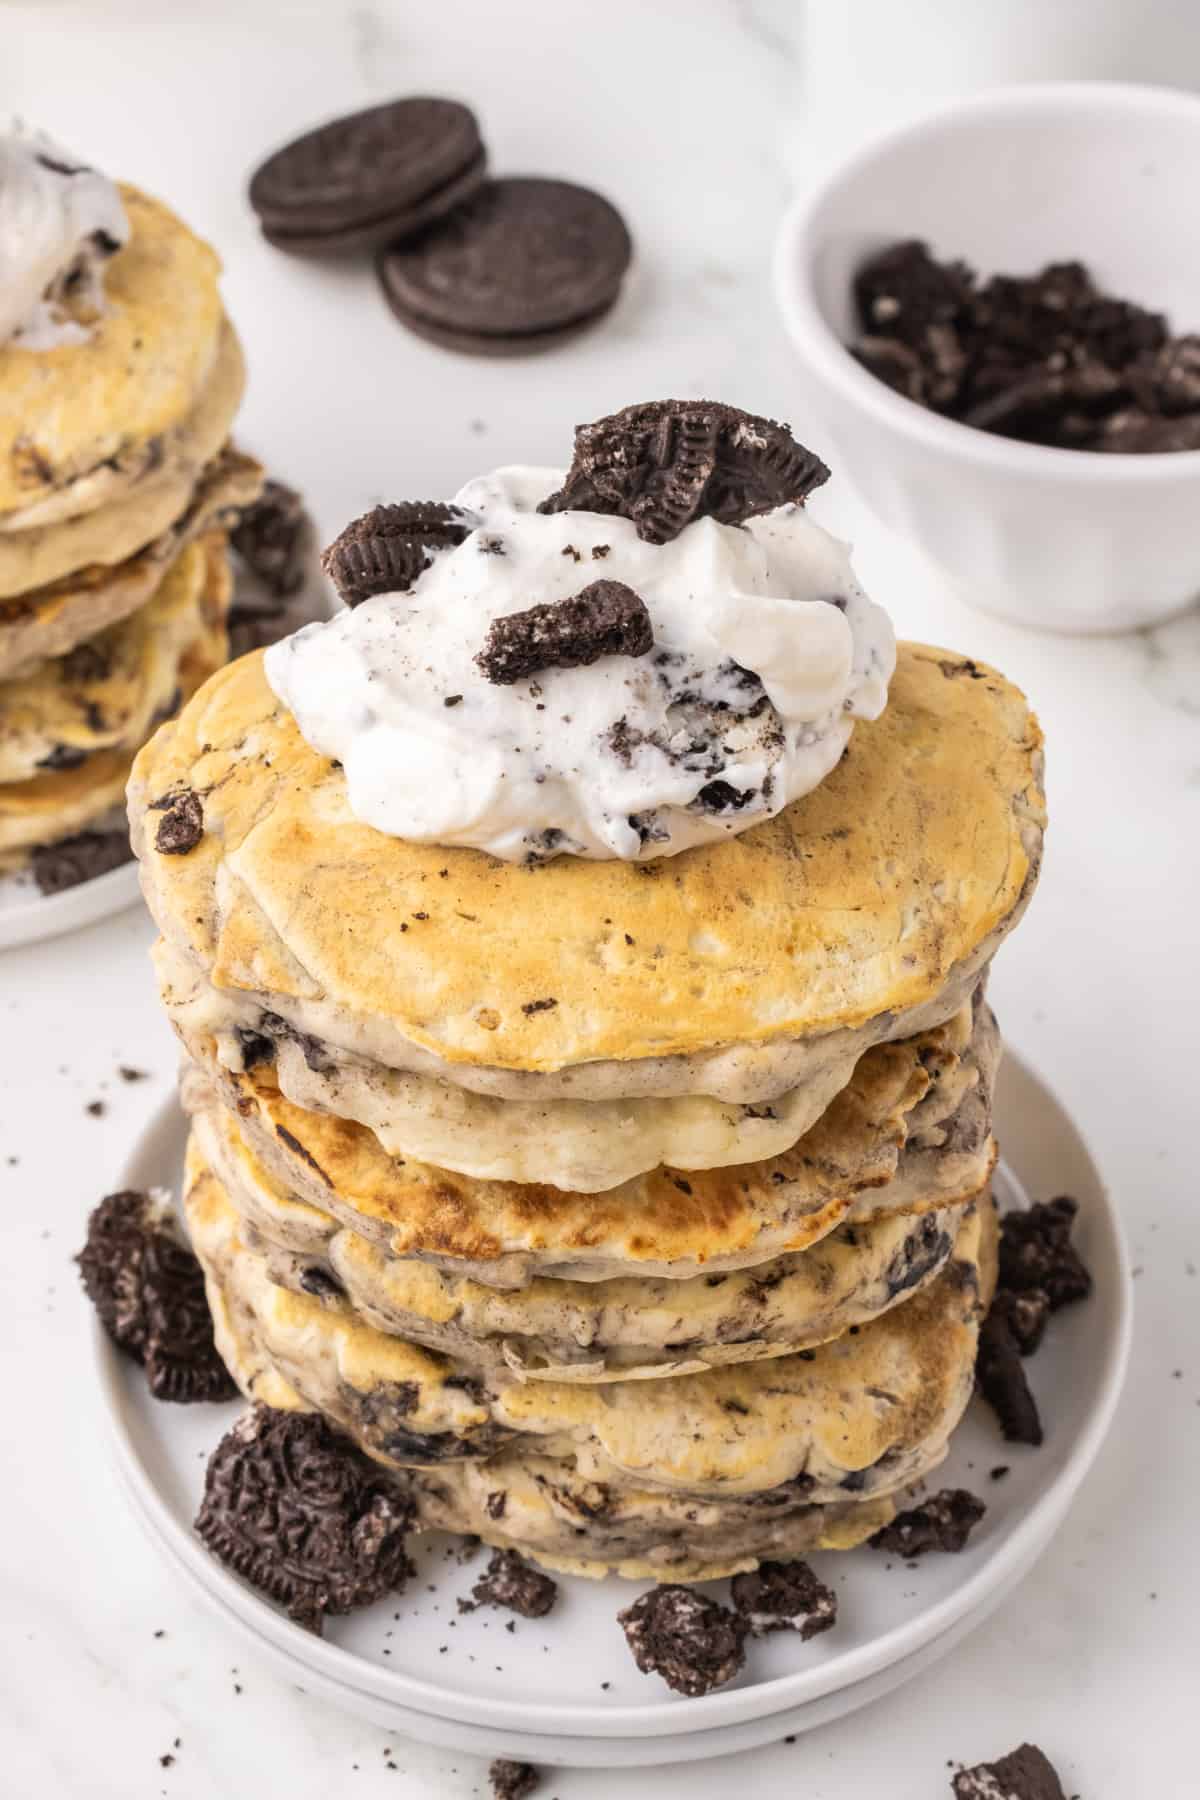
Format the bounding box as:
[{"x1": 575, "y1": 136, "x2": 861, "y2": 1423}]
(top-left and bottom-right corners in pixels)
[
  {"x1": 195, "y1": 1407, "x2": 414, "y2": 1632},
  {"x1": 77, "y1": 1189, "x2": 237, "y2": 1403},
  {"x1": 377, "y1": 176, "x2": 632, "y2": 355},
  {"x1": 539, "y1": 399, "x2": 830, "y2": 542},
  {"x1": 249, "y1": 97, "x2": 486, "y2": 256}
]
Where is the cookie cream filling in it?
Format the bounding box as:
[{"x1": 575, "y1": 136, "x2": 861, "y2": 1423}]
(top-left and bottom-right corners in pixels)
[
  {"x1": 266, "y1": 466, "x2": 895, "y2": 861},
  {"x1": 0, "y1": 125, "x2": 129, "y2": 350}
]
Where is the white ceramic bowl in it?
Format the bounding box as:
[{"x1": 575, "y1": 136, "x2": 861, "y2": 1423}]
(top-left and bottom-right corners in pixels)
[{"x1": 775, "y1": 82, "x2": 1200, "y2": 634}]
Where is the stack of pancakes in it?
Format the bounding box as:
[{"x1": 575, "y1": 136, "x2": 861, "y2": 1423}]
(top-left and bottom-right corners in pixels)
[
  {"x1": 129, "y1": 642, "x2": 1045, "y2": 1580},
  {"x1": 0, "y1": 186, "x2": 262, "y2": 881}
]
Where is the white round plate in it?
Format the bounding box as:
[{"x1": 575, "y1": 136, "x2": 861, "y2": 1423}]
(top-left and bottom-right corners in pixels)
[
  {"x1": 0, "y1": 855, "x2": 141, "y2": 950},
  {"x1": 95, "y1": 1051, "x2": 1130, "y2": 1766}
]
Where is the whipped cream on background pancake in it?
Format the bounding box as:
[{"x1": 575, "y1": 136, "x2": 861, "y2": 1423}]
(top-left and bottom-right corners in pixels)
[
  {"x1": 0, "y1": 126, "x2": 129, "y2": 349},
  {"x1": 266, "y1": 465, "x2": 895, "y2": 861}
]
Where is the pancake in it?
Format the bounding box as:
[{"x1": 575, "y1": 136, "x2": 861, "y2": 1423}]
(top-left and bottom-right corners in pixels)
[
  {"x1": 0, "y1": 442, "x2": 261, "y2": 681},
  {"x1": 392, "y1": 1458, "x2": 900, "y2": 1580},
  {"x1": 0, "y1": 535, "x2": 229, "y2": 857},
  {"x1": 0, "y1": 536, "x2": 220, "y2": 781},
  {"x1": 129, "y1": 644, "x2": 1042, "y2": 1127},
  {"x1": 178, "y1": 992, "x2": 997, "y2": 1282},
  {"x1": 0, "y1": 317, "x2": 247, "y2": 601},
  {"x1": 186, "y1": 1138, "x2": 996, "y2": 1504},
  {"x1": 193, "y1": 1096, "x2": 972, "y2": 1380},
  {"x1": 155, "y1": 941, "x2": 999, "y2": 1200},
  {"x1": 0, "y1": 185, "x2": 224, "y2": 526}
]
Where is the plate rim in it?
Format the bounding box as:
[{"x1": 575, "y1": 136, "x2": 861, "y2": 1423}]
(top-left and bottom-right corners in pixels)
[
  {"x1": 0, "y1": 854, "x2": 141, "y2": 950},
  {"x1": 94, "y1": 1049, "x2": 1133, "y2": 1740},
  {"x1": 109, "y1": 1426, "x2": 1072, "y2": 1767}
]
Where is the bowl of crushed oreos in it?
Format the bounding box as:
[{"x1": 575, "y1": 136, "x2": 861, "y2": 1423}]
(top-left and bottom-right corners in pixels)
[{"x1": 775, "y1": 82, "x2": 1200, "y2": 632}]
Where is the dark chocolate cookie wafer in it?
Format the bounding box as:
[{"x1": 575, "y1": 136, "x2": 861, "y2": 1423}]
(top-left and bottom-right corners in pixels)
[
  {"x1": 322, "y1": 502, "x2": 471, "y2": 607},
  {"x1": 196, "y1": 1407, "x2": 414, "y2": 1632},
  {"x1": 539, "y1": 399, "x2": 830, "y2": 541},
  {"x1": 952, "y1": 1743, "x2": 1068, "y2": 1800},
  {"x1": 249, "y1": 97, "x2": 486, "y2": 256},
  {"x1": 377, "y1": 177, "x2": 632, "y2": 355},
  {"x1": 77, "y1": 1190, "x2": 236, "y2": 1403}
]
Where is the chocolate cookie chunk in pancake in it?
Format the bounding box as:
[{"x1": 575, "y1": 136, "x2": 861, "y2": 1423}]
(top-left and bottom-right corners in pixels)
[
  {"x1": 195, "y1": 1406, "x2": 414, "y2": 1631},
  {"x1": 618, "y1": 1585, "x2": 747, "y2": 1696},
  {"x1": 77, "y1": 1188, "x2": 236, "y2": 1402},
  {"x1": 540, "y1": 399, "x2": 830, "y2": 542},
  {"x1": 322, "y1": 502, "x2": 470, "y2": 608},
  {"x1": 377, "y1": 177, "x2": 632, "y2": 355},
  {"x1": 249, "y1": 97, "x2": 486, "y2": 255},
  {"x1": 476, "y1": 580, "x2": 652, "y2": 684},
  {"x1": 154, "y1": 787, "x2": 204, "y2": 855}
]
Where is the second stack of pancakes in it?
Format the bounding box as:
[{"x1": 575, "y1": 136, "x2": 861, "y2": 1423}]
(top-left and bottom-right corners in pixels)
[
  {"x1": 0, "y1": 140, "x2": 262, "y2": 886},
  {"x1": 130, "y1": 496, "x2": 1045, "y2": 1585}
]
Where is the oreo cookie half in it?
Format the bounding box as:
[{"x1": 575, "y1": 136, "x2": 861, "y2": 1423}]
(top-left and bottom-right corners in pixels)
[
  {"x1": 539, "y1": 399, "x2": 830, "y2": 541},
  {"x1": 249, "y1": 97, "x2": 487, "y2": 256},
  {"x1": 77, "y1": 1189, "x2": 237, "y2": 1403},
  {"x1": 377, "y1": 176, "x2": 632, "y2": 356},
  {"x1": 195, "y1": 1407, "x2": 414, "y2": 1632}
]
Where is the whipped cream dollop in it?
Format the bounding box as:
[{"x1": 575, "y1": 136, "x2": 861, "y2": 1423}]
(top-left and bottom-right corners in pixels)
[
  {"x1": 0, "y1": 125, "x2": 129, "y2": 350},
  {"x1": 266, "y1": 467, "x2": 895, "y2": 862}
]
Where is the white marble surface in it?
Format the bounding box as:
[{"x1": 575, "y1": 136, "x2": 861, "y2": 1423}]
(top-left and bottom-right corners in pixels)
[{"x1": 2, "y1": 2, "x2": 1198, "y2": 1794}]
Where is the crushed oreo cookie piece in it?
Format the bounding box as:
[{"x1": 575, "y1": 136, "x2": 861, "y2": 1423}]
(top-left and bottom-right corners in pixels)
[
  {"x1": 990, "y1": 1284, "x2": 1052, "y2": 1356},
  {"x1": 998, "y1": 1197, "x2": 1092, "y2": 1311},
  {"x1": 30, "y1": 828, "x2": 132, "y2": 895},
  {"x1": 540, "y1": 399, "x2": 829, "y2": 542},
  {"x1": 852, "y1": 240, "x2": 1200, "y2": 451},
  {"x1": 870, "y1": 1488, "x2": 986, "y2": 1557},
  {"x1": 322, "y1": 502, "x2": 470, "y2": 608},
  {"x1": 489, "y1": 1760, "x2": 541, "y2": 1800},
  {"x1": 230, "y1": 480, "x2": 312, "y2": 598},
  {"x1": 977, "y1": 1311, "x2": 1044, "y2": 1446},
  {"x1": 469, "y1": 1549, "x2": 558, "y2": 1619},
  {"x1": 153, "y1": 788, "x2": 204, "y2": 856},
  {"x1": 975, "y1": 1197, "x2": 1091, "y2": 1445},
  {"x1": 618, "y1": 1585, "x2": 747, "y2": 1697},
  {"x1": 952, "y1": 1742, "x2": 1068, "y2": 1800},
  {"x1": 77, "y1": 1190, "x2": 236, "y2": 1403},
  {"x1": 195, "y1": 1407, "x2": 414, "y2": 1632},
  {"x1": 476, "y1": 580, "x2": 652, "y2": 685},
  {"x1": 730, "y1": 1559, "x2": 838, "y2": 1640},
  {"x1": 249, "y1": 96, "x2": 486, "y2": 255}
]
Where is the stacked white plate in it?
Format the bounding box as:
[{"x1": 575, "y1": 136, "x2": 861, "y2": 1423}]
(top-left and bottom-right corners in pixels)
[
  {"x1": 0, "y1": 858, "x2": 141, "y2": 949},
  {"x1": 96, "y1": 1051, "x2": 1130, "y2": 1769}
]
